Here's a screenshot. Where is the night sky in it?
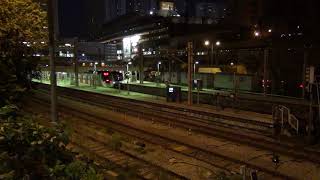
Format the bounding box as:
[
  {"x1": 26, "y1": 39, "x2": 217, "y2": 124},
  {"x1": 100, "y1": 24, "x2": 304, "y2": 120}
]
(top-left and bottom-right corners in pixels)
[
  {"x1": 58, "y1": 0, "x2": 87, "y2": 37},
  {"x1": 58, "y1": 0, "x2": 106, "y2": 38}
]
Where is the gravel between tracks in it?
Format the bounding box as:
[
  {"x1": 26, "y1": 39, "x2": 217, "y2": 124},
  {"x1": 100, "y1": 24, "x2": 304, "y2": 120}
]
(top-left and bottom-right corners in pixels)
[{"x1": 26, "y1": 91, "x2": 320, "y2": 180}]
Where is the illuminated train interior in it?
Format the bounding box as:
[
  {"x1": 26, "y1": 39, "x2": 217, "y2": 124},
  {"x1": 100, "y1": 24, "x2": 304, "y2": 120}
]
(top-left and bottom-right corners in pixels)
[{"x1": 98, "y1": 71, "x2": 124, "y2": 86}]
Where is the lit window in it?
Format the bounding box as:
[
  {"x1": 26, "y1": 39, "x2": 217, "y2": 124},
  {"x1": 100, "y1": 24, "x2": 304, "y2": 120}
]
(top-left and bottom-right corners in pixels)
[{"x1": 160, "y1": 2, "x2": 174, "y2": 10}]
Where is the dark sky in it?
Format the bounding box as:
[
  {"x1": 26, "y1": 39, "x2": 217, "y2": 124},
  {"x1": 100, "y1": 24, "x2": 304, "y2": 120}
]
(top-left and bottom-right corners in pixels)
[
  {"x1": 58, "y1": 0, "x2": 106, "y2": 38},
  {"x1": 58, "y1": 0, "x2": 87, "y2": 38}
]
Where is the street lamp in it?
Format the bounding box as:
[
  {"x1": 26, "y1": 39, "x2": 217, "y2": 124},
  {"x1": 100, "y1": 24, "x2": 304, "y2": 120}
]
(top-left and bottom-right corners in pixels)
[
  {"x1": 193, "y1": 61, "x2": 199, "y2": 79},
  {"x1": 156, "y1": 61, "x2": 162, "y2": 86},
  {"x1": 127, "y1": 61, "x2": 132, "y2": 72},
  {"x1": 204, "y1": 40, "x2": 210, "y2": 46},
  {"x1": 94, "y1": 62, "x2": 98, "y2": 72},
  {"x1": 254, "y1": 31, "x2": 260, "y2": 37},
  {"x1": 93, "y1": 62, "x2": 99, "y2": 89},
  {"x1": 126, "y1": 61, "x2": 133, "y2": 94},
  {"x1": 204, "y1": 40, "x2": 213, "y2": 65},
  {"x1": 204, "y1": 40, "x2": 221, "y2": 66},
  {"x1": 133, "y1": 48, "x2": 138, "y2": 53},
  {"x1": 157, "y1": 61, "x2": 161, "y2": 73}
]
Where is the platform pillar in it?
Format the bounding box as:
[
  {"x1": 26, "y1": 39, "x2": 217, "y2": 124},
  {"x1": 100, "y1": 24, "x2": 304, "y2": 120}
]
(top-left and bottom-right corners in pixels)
[{"x1": 188, "y1": 42, "x2": 193, "y2": 105}]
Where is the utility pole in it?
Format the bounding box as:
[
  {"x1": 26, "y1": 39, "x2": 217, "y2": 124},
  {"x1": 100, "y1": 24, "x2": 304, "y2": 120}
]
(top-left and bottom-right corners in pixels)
[
  {"x1": 73, "y1": 37, "x2": 79, "y2": 87},
  {"x1": 188, "y1": 42, "x2": 193, "y2": 105},
  {"x1": 139, "y1": 45, "x2": 144, "y2": 84},
  {"x1": 263, "y1": 48, "x2": 269, "y2": 96},
  {"x1": 93, "y1": 62, "x2": 97, "y2": 89},
  {"x1": 210, "y1": 43, "x2": 214, "y2": 66},
  {"x1": 47, "y1": 0, "x2": 58, "y2": 122},
  {"x1": 308, "y1": 83, "x2": 314, "y2": 140},
  {"x1": 169, "y1": 59, "x2": 172, "y2": 83},
  {"x1": 302, "y1": 50, "x2": 308, "y2": 98}
]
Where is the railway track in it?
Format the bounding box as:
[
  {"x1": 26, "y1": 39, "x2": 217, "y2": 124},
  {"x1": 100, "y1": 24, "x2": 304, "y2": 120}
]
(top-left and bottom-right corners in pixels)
[
  {"x1": 29, "y1": 91, "x2": 308, "y2": 180},
  {"x1": 36, "y1": 84, "x2": 271, "y2": 136},
  {"x1": 27, "y1": 97, "x2": 236, "y2": 179},
  {"x1": 70, "y1": 132, "x2": 186, "y2": 180},
  {"x1": 25, "y1": 99, "x2": 187, "y2": 180},
  {"x1": 35, "y1": 83, "x2": 320, "y2": 165},
  {"x1": 35, "y1": 83, "x2": 272, "y2": 133}
]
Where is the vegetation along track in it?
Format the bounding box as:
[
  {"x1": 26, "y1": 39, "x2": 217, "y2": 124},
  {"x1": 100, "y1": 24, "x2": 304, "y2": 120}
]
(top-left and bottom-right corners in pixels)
[
  {"x1": 35, "y1": 83, "x2": 320, "y2": 165},
  {"x1": 30, "y1": 91, "x2": 304, "y2": 180}
]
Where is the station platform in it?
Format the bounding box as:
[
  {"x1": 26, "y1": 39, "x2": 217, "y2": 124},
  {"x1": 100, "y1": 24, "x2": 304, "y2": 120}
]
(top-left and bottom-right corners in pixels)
[
  {"x1": 35, "y1": 80, "x2": 273, "y2": 125},
  {"x1": 127, "y1": 81, "x2": 309, "y2": 106},
  {"x1": 117, "y1": 81, "x2": 310, "y2": 120}
]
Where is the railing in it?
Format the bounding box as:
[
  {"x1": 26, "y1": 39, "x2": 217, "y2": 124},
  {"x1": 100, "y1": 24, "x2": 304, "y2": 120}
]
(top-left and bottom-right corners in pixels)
[
  {"x1": 289, "y1": 114, "x2": 299, "y2": 134},
  {"x1": 278, "y1": 105, "x2": 290, "y2": 128},
  {"x1": 272, "y1": 105, "x2": 299, "y2": 135}
]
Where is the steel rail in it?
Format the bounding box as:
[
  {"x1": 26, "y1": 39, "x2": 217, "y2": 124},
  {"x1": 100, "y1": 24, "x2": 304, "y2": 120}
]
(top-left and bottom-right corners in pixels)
[
  {"x1": 34, "y1": 84, "x2": 320, "y2": 164},
  {"x1": 30, "y1": 93, "x2": 297, "y2": 180}
]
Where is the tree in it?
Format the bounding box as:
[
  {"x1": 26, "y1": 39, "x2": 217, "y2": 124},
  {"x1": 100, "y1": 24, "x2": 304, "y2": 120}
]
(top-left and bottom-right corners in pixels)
[
  {"x1": 0, "y1": 0, "x2": 48, "y2": 57},
  {"x1": 0, "y1": 106, "x2": 103, "y2": 180},
  {"x1": 0, "y1": 0, "x2": 48, "y2": 106}
]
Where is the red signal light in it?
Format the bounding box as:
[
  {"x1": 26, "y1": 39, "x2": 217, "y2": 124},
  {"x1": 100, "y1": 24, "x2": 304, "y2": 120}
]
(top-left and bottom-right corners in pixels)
[
  {"x1": 103, "y1": 72, "x2": 109, "y2": 76},
  {"x1": 299, "y1": 84, "x2": 304, "y2": 88}
]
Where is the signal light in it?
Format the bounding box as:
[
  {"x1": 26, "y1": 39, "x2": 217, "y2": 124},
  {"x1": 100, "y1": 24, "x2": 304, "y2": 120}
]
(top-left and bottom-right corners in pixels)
[
  {"x1": 272, "y1": 154, "x2": 280, "y2": 164},
  {"x1": 299, "y1": 84, "x2": 304, "y2": 88},
  {"x1": 103, "y1": 72, "x2": 109, "y2": 76}
]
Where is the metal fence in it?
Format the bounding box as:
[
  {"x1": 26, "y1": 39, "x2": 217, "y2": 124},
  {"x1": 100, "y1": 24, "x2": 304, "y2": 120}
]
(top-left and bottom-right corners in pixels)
[{"x1": 273, "y1": 105, "x2": 299, "y2": 135}]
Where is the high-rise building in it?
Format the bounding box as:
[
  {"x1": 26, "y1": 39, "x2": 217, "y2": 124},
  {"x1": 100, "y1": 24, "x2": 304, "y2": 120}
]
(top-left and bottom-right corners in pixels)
[
  {"x1": 104, "y1": 0, "x2": 227, "y2": 24},
  {"x1": 226, "y1": 0, "x2": 265, "y2": 27},
  {"x1": 195, "y1": 1, "x2": 227, "y2": 23},
  {"x1": 105, "y1": 0, "x2": 125, "y2": 22},
  {"x1": 225, "y1": 0, "x2": 320, "y2": 37},
  {"x1": 177, "y1": 0, "x2": 226, "y2": 17},
  {"x1": 127, "y1": 0, "x2": 157, "y2": 13},
  {"x1": 105, "y1": 0, "x2": 157, "y2": 23}
]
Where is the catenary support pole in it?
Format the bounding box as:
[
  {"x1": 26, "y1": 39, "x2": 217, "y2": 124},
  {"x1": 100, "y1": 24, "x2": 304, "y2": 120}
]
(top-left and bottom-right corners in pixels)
[
  {"x1": 302, "y1": 50, "x2": 308, "y2": 98},
  {"x1": 47, "y1": 0, "x2": 58, "y2": 122},
  {"x1": 211, "y1": 43, "x2": 214, "y2": 66},
  {"x1": 188, "y1": 42, "x2": 193, "y2": 105},
  {"x1": 139, "y1": 45, "x2": 144, "y2": 84},
  {"x1": 263, "y1": 48, "x2": 269, "y2": 96},
  {"x1": 309, "y1": 83, "x2": 313, "y2": 140},
  {"x1": 73, "y1": 37, "x2": 79, "y2": 87}
]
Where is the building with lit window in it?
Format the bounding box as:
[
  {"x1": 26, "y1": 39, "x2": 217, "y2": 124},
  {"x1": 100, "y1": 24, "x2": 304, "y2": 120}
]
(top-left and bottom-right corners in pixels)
[
  {"x1": 104, "y1": 0, "x2": 227, "y2": 23},
  {"x1": 105, "y1": 0, "x2": 158, "y2": 22}
]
